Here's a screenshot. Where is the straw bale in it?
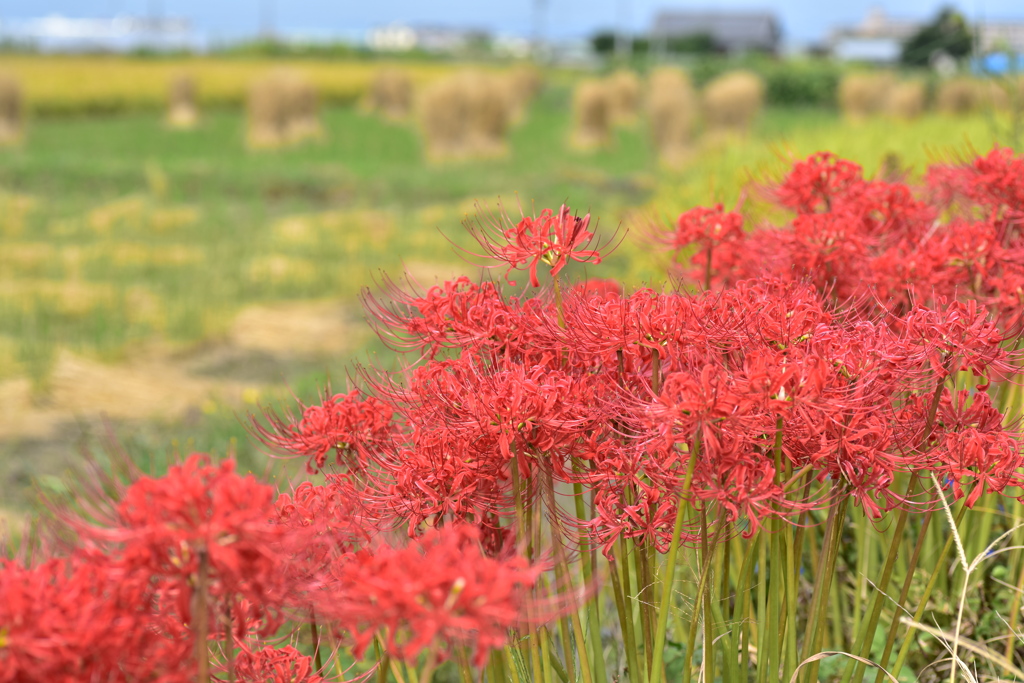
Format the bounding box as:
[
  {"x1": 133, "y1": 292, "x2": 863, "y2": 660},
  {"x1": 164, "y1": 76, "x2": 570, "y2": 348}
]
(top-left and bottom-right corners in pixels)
[
  {"x1": 167, "y1": 73, "x2": 198, "y2": 129},
  {"x1": 702, "y1": 70, "x2": 764, "y2": 132},
  {"x1": 885, "y1": 80, "x2": 926, "y2": 120},
  {"x1": 838, "y1": 72, "x2": 894, "y2": 120},
  {"x1": 936, "y1": 78, "x2": 983, "y2": 115},
  {"x1": 607, "y1": 69, "x2": 641, "y2": 126},
  {"x1": 571, "y1": 79, "x2": 612, "y2": 150},
  {"x1": 0, "y1": 73, "x2": 24, "y2": 145},
  {"x1": 367, "y1": 67, "x2": 413, "y2": 120},
  {"x1": 647, "y1": 68, "x2": 697, "y2": 165}
]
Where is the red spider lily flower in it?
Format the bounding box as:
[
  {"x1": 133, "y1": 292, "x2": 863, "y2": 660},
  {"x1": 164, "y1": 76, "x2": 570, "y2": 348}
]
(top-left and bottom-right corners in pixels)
[
  {"x1": 573, "y1": 278, "x2": 622, "y2": 299},
  {"x1": 233, "y1": 645, "x2": 326, "y2": 683},
  {"x1": 0, "y1": 554, "x2": 194, "y2": 683},
  {"x1": 362, "y1": 275, "x2": 510, "y2": 356},
  {"x1": 318, "y1": 524, "x2": 543, "y2": 667},
  {"x1": 969, "y1": 147, "x2": 1024, "y2": 213},
  {"x1": 251, "y1": 388, "x2": 396, "y2": 474},
  {"x1": 927, "y1": 389, "x2": 1024, "y2": 507},
  {"x1": 774, "y1": 151, "x2": 865, "y2": 214},
  {"x1": 466, "y1": 204, "x2": 604, "y2": 286},
  {"x1": 72, "y1": 454, "x2": 293, "y2": 636},
  {"x1": 275, "y1": 478, "x2": 375, "y2": 577}
]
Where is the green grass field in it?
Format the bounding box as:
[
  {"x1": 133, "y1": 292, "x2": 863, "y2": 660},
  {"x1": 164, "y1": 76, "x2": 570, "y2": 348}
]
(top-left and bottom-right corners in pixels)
[{"x1": 0, "y1": 83, "x2": 1011, "y2": 513}]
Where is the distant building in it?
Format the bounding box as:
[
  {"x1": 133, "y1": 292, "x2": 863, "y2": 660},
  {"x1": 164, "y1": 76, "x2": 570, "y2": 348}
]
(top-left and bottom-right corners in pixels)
[
  {"x1": 650, "y1": 10, "x2": 782, "y2": 55},
  {"x1": 979, "y1": 20, "x2": 1024, "y2": 55},
  {"x1": 828, "y1": 8, "x2": 921, "y2": 63},
  {"x1": 366, "y1": 23, "x2": 491, "y2": 54}
]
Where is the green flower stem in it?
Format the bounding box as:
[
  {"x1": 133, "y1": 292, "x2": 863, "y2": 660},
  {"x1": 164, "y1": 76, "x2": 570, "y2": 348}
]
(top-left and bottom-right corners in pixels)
[
  {"x1": 572, "y1": 460, "x2": 608, "y2": 683},
  {"x1": 610, "y1": 543, "x2": 643, "y2": 683},
  {"x1": 840, "y1": 477, "x2": 918, "y2": 683},
  {"x1": 800, "y1": 494, "x2": 849, "y2": 683},
  {"x1": 756, "y1": 521, "x2": 769, "y2": 683},
  {"x1": 648, "y1": 434, "x2": 701, "y2": 683},
  {"x1": 890, "y1": 501, "x2": 969, "y2": 679},
  {"x1": 730, "y1": 532, "x2": 759, "y2": 675},
  {"x1": 873, "y1": 510, "x2": 934, "y2": 683},
  {"x1": 541, "y1": 468, "x2": 591, "y2": 683},
  {"x1": 635, "y1": 540, "x2": 656, "y2": 676},
  {"x1": 682, "y1": 510, "x2": 726, "y2": 683},
  {"x1": 539, "y1": 626, "x2": 556, "y2": 683}
]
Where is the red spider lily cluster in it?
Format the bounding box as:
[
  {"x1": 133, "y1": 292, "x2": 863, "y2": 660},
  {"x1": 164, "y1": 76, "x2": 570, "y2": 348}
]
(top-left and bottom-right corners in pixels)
[{"x1": 4, "y1": 148, "x2": 1024, "y2": 683}]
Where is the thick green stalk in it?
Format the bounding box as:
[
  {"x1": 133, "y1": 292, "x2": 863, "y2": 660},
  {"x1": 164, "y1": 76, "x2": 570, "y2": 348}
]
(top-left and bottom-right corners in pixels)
[
  {"x1": 682, "y1": 511, "x2": 726, "y2": 683},
  {"x1": 756, "y1": 521, "x2": 769, "y2": 683},
  {"x1": 730, "y1": 532, "x2": 759, "y2": 675},
  {"x1": 541, "y1": 468, "x2": 591, "y2": 683},
  {"x1": 610, "y1": 549, "x2": 643, "y2": 683},
  {"x1": 309, "y1": 611, "x2": 323, "y2": 675},
  {"x1": 840, "y1": 478, "x2": 918, "y2": 683},
  {"x1": 891, "y1": 502, "x2": 969, "y2": 678},
  {"x1": 801, "y1": 495, "x2": 849, "y2": 683},
  {"x1": 765, "y1": 525, "x2": 783, "y2": 682},
  {"x1": 504, "y1": 646, "x2": 521, "y2": 683},
  {"x1": 873, "y1": 510, "x2": 933, "y2": 683},
  {"x1": 701, "y1": 517, "x2": 716, "y2": 683},
  {"x1": 783, "y1": 519, "x2": 799, "y2": 682},
  {"x1": 540, "y1": 627, "x2": 555, "y2": 683},
  {"x1": 572, "y1": 463, "x2": 608, "y2": 683},
  {"x1": 648, "y1": 435, "x2": 701, "y2": 683},
  {"x1": 634, "y1": 540, "x2": 655, "y2": 675}
]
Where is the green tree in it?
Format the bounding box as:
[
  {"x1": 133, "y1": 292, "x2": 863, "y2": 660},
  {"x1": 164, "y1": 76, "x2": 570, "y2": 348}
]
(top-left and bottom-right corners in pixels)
[{"x1": 901, "y1": 7, "x2": 973, "y2": 66}]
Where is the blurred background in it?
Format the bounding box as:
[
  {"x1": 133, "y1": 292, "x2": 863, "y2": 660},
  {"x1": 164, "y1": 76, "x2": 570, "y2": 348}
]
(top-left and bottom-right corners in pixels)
[{"x1": 0, "y1": 0, "x2": 1021, "y2": 517}]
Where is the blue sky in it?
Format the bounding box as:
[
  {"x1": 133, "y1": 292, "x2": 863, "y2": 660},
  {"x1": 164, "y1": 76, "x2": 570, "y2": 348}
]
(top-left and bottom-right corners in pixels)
[{"x1": 3, "y1": 1, "x2": 1023, "y2": 44}]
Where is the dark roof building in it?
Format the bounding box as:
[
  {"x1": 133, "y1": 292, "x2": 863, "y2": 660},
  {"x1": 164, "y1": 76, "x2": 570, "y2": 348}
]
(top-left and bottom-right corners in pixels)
[{"x1": 650, "y1": 10, "x2": 781, "y2": 54}]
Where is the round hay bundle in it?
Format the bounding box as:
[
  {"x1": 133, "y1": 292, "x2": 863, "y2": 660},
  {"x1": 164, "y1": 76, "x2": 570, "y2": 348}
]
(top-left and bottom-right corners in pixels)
[
  {"x1": 246, "y1": 71, "x2": 291, "y2": 150},
  {"x1": 936, "y1": 78, "x2": 982, "y2": 115},
  {"x1": 0, "y1": 73, "x2": 24, "y2": 145},
  {"x1": 282, "y1": 73, "x2": 322, "y2": 143},
  {"x1": 885, "y1": 80, "x2": 926, "y2": 120},
  {"x1": 503, "y1": 64, "x2": 544, "y2": 124},
  {"x1": 607, "y1": 69, "x2": 641, "y2": 126},
  {"x1": 167, "y1": 73, "x2": 199, "y2": 129},
  {"x1": 367, "y1": 67, "x2": 413, "y2": 120},
  {"x1": 571, "y1": 79, "x2": 612, "y2": 150},
  {"x1": 461, "y1": 71, "x2": 511, "y2": 157},
  {"x1": 647, "y1": 68, "x2": 697, "y2": 166},
  {"x1": 702, "y1": 70, "x2": 764, "y2": 132},
  {"x1": 838, "y1": 72, "x2": 894, "y2": 120},
  {"x1": 418, "y1": 75, "x2": 471, "y2": 160}
]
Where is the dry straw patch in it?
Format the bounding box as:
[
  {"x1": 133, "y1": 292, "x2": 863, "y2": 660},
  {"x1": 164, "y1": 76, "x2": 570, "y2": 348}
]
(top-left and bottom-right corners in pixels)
[
  {"x1": 166, "y1": 73, "x2": 198, "y2": 129},
  {"x1": 229, "y1": 302, "x2": 362, "y2": 356},
  {"x1": 884, "y1": 80, "x2": 927, "y2": 120},
  {"x1": 503, "y1": 64, "x2": 543, "y2": 124},
  {"x1": 365, "y1": 67, "x2": 414, "y2": 120},
  {"x1": 647, "y1": 67, "x2": 698, "y2": 167},
  {"x1": 571, "y1": 79, "x2": 612, "y2": 151},
  {"x1": 418, "y1": 70, "x2": 513, "y2": 161},
  {"x1": 0, "y1": 72, "x2": 24, "y2": 145},
  {"x1": 246, "y1": 70, "x2": 322, "y2": 150},
  {"x1": 702, "y1": 70, "x2": 764, "y2": 133},
  {"x1": 937, "y1": 78, "x2": 983, "y2": 115},
  {"x1": 838, "y1": 72, "x2": 895, "y2": 120},
  {"x1": 607, "y1": 69, "x2": 641, "y2": 127}
]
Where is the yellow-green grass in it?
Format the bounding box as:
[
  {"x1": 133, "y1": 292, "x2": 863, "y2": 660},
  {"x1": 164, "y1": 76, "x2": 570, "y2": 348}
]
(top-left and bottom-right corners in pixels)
[{"x1": 0, "y1": 56, "x2": 458, "y2": 114}]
